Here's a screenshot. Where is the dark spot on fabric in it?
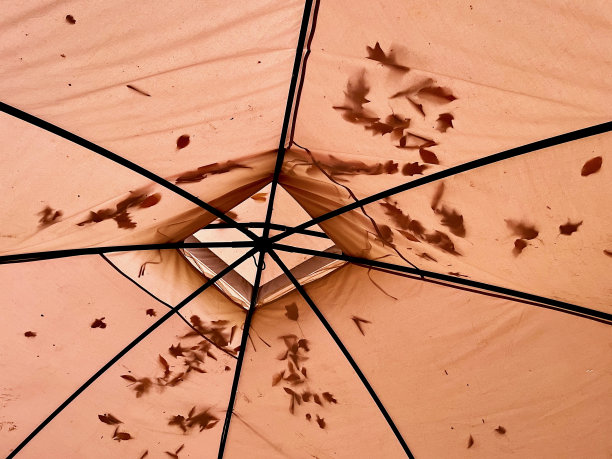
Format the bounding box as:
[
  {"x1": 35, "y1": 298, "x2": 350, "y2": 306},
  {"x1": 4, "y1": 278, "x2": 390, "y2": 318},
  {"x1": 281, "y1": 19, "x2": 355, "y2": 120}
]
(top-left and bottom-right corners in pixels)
[
  {"x1": 176, "y1": 135, "x2": 190, "y2": 149},
  {"x1": 495, "y1": 425, "x2": 506, "y2": 434},
  {"x1": 24, "y1": 331, "x2": 36, "y2": 337},
  {"x1": 145, "y1": 309, "x2": 156, "y2": 317},
  {"x1": 65, "y1": 15, "x2": 76, "y2": 24},
  {"x1": 581, "y1": 156, "x2": 602, "y2": 176}
]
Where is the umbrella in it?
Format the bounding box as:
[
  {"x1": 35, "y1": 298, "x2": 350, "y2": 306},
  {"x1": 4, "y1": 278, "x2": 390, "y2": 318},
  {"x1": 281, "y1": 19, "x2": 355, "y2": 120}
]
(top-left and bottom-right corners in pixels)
[{"x1": 1, "y1": 0, "x2": 611, "y2": 457}]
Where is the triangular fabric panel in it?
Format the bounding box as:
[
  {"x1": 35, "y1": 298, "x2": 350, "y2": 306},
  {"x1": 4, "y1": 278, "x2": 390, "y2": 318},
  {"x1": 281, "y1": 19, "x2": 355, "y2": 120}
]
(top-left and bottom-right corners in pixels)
[
  {"x1": 223, "y1": 272, "x2": 406, "y2": 458},
  {"x1": 300, "y1": 263, "x2": 612, "y2": 457}
]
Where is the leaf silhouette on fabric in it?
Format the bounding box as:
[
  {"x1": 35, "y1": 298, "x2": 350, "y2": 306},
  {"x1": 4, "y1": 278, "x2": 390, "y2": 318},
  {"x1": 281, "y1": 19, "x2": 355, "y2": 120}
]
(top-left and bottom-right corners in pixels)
[
  {"x1": 250, "y1": 192, "x2": 267, "y2": 202},
  {"x1": 467, "y1": 434, "x2": 474, "y2": 448},
  {"x1": 322, "y1": 392, "x2": 337, "y2": 404},
  {"x1": 351, "y1": 316, "x2": 372, "y2": 336},
  {"x1": 146, "y1": 309, "x2": 156, "y2": 317},
  {"x1": 38, "y1": 206, "x2": 63, "y2": 227},
  {"x1": 402, "y1": 162, "x2": 428, "y2": 176},
  {"x1": 559, "y1": 220, "x2": 583, "y2": 235},
  {"x1": 389, "y1": 78, "x2": 434, "y2": 99},
  {"x1": 419, "y1": 148, "x2": 439, "y2": 165},
  {"x1": 581, "y1": 156, "x2": 602, "y2": 176},
  {"x1": 65, "y1": 14, "x2": 76, "y2": 24},
  {"x1": 495, "y1": 426, "x2": 506, "y2": 434},
  {"x1": 284, "y1": 303, "x2": 299, "y2": 321},
  {"x1": 24, "y1": 331, "x2": 37, "y2": 337},
  {"x1": 435, "y1": 113, "x2": 454, "y2": 132},
  {"x1": 430, "y1": 184, "x2": 466, "y2": 237},
  {"x1": 126, "y1": 85, "x2": 151, "y2": 97},
  {"x1": 91, "y1": 317, "x2": 106, "y2": 329},
  {"x1": 366, "y1": 42, "x2": 410, "y2": 72},
  {"x1": 316, "y1": 415, "x2": 326, "y2": 429},
  {"x1": 333, "y1": 71, "x2": 380, "y2": 125},
  {"x1": 77, "y1": 191, "x2": 161, "y2": 230},
  {"x1": 175, "y1": 161, "x2": 252, "y2": 184},
  {"x1": 513, "y1": 238, "x2": 528, "y2": 256},
  {"x1": 138, "y1": 193, "x2": 161, "y2": 208},
  {"x1": 112, "y1": 427, "x2": 133, "y2": 441},
  {"x1": 98, "y1": 413, "x2": 122, "y2": 425},
  {"x1": 417, "y1": 85, "x2": 457, "y2": 104},
  {"x1": 506, "y1": 220, "x2": 539, "y2": 240},
  {"x1": 176, "y1": 135, "x2": 190, "y2": 150},
  {"x1": 364, "y1": 122, "x2": 394, "y2": 136}
]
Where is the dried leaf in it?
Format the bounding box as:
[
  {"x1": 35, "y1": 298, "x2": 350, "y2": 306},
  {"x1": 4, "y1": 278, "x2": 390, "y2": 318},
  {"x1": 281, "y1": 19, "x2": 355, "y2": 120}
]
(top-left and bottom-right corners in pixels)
[
  {"x1": 322, "y1": 392, "x2": 337, "y2": 404},
  {"x1": 513, "y1": 238, "x2": 528, "y2": 256},
  {"x1": 98, "y1": 413, "x2": 122, "y2": 425},
  {"x1": 38, "y1": 206, "x2": 63, "y2": 227},
  {"x1": 175, "y1": 161, "x2": 252, "y2": 183},
  {"x1": 506, "y1": 220, "x2": 539, "y2": 240},
  {"x1": 366, "y1": 42, "x2": 409, "y2": 72},
  {"x1": 419, "y1": 148, "x2": 439, "y2": 165},
  {"x1": 285, "y1": 303, "x2": 299, "y2": 321},
  {"x1": 351, "y1": 316, "x2": 372, "y2": 336},
  {"x1": 435, "y1": 113, "x2": 454, "y2": 132},
  {"x1": 559, "y1": 220, "x2": 583, "y2": 235},
  {"x1": 581, "y1": 156, "x2": 602, "y2": 176},
  {"x1": 402, "y1": 162, "x2": 428, "y2": 176},
  {"x1": 91, "y1": 317, "x2": 106, "y2": 329},
  {"x1": 113, "y1": 431, "x2": 132, "y2": 441},
  {"x1": 169, "y1": 343, "x2": 187, "y2": 358},
  {"x1": 126, "y1": 85, "x2": 151, "y2": 97},
  {"x1": 250, "y1": 192, "x2": 267, "y2": 202},
  {"x1": 139, "y1": 193, "x2": 161, "y2": 208},
  {"x1": 146, "y1": 308, "x2": 156, "y2": 317},
  {"x1": 272, "y1": 371, "x2": 284, "y2": 386},
  {"x1": 176, "y1": 135, "x2": 190, "y2": 149},
  {"x1": 417, "y1": 85, "x2": 456, "y2": 103}
]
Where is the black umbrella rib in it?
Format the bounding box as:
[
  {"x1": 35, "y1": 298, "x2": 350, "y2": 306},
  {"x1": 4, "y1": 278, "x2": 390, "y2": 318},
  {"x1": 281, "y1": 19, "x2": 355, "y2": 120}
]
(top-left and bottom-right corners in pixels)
[
  {"x1": 0, "y1": 101, "x2": 259, "y2": 241},
  {"x1": 268, "y1": 249, "x2": 415, "y2": 458},
  {"x1": 6, "y1": 247, "x2": 258, "y2": 459},
  {"x1": 262, "y1": 0, "x2": 315, "y2": 244},
  {"x1": 218, "y1": 249, "x2": 266, "y2": 458},
  {"x1": 0, "y1": 240, "x2": 255, "y2": 265},
  {"x1": 269, "y1": 121, "x2": 612, "y2": 245},
  {"x1": 204, "y1": 221, "x2": 329, "y2": 239},
  {"x1": 272, "y1": 243, "x2": 612, "y2": 325},
  {"x1": 218, "y1": 1, "x2": 317, "y2": 455}
]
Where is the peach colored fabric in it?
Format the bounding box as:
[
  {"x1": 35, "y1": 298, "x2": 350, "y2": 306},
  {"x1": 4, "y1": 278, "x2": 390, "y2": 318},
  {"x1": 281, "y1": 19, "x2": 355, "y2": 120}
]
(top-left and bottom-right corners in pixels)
[{"x1": 0, "y1": 0, "x2": 611, "y2": 458}]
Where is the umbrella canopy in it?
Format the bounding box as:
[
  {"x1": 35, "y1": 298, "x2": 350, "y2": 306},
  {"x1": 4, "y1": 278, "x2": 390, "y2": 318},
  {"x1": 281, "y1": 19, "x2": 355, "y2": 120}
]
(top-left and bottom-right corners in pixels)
[{"x1": 1, "y1": 1, "x2": 611, "y2": 458}]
